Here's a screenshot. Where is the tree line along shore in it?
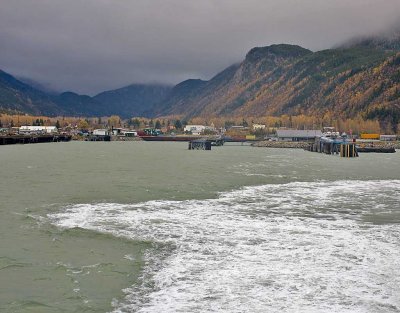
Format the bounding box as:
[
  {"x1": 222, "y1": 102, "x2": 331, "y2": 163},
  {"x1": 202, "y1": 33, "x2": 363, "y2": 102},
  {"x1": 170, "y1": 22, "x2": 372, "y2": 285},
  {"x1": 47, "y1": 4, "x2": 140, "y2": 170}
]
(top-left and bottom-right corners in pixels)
[{"x1": 0, "y1": 112, "x2": 399, "y2": 134}]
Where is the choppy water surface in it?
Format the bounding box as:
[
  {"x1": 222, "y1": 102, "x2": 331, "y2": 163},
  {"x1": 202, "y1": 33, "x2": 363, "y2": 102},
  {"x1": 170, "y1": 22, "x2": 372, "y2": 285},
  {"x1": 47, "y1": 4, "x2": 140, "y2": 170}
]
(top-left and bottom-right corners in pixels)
[{"x1": 1, "y1": 142, "x2": 400, "y2": 312}]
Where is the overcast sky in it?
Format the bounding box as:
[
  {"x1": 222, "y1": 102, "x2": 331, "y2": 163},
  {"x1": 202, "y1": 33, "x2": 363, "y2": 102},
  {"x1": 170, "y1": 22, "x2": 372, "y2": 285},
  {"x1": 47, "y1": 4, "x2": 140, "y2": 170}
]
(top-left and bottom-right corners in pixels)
[{"x1": 0, "y1": 0, "x2": 399, "y2": 95}]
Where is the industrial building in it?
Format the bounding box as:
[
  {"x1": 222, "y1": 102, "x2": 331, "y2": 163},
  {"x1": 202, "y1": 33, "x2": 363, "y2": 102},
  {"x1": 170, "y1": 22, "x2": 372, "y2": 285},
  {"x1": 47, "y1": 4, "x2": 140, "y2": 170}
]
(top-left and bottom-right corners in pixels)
[
  {"x1": 183, "y1": 125, "x2": 215, "y2": 135},
  {"x1": 276, "y1": 129, "x2": 322, "y2": 141},
  {"x1": 19, "y1": 126, "x2": 58, "y2": 134}
]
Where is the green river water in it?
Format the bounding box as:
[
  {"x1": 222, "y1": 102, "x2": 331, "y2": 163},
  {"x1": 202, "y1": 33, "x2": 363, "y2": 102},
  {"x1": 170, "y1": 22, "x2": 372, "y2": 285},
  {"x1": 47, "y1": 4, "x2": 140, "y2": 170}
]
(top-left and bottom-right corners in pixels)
[{"x1": 1, "y1": 141, "x2": 399, "y2": 313}]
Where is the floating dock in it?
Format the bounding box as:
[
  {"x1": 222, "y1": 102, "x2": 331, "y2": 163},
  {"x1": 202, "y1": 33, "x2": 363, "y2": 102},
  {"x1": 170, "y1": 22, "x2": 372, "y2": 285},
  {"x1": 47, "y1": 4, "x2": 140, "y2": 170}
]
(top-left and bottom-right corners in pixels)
[{"x1": 356, "y1": 146, "x2": 396, "y2": 153}]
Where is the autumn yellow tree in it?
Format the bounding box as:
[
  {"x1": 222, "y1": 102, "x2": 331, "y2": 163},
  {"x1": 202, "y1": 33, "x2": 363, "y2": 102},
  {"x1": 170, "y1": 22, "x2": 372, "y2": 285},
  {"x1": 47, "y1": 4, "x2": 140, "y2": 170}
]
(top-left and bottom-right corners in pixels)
[
  {"x1": 108, "y1": 115, "x2": 121, "y2": 128},
  {"x1": 78, "y1": 119, "x2": 89, "y2": 130}
]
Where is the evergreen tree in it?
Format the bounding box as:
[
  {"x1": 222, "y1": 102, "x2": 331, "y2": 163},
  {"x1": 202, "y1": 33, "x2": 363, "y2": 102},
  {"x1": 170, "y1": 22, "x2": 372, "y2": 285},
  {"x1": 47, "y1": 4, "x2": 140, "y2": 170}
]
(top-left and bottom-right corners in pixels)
[
  {"x1": 174, "y1": 119, "x2": 182, "y2": 130},
  {"x1": 155, "y1": 120, "x2": 161, "y2": 129},
  {"x1": 132, "y1": 118, "x2": 141, "y2": 129}
]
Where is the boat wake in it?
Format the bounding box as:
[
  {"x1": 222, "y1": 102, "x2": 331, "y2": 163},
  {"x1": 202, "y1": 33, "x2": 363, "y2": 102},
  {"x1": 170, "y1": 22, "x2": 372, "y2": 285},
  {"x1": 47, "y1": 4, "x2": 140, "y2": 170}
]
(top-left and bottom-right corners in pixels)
[{"x1": 48, "y1": 180, "x2": 400, "y2": 313}]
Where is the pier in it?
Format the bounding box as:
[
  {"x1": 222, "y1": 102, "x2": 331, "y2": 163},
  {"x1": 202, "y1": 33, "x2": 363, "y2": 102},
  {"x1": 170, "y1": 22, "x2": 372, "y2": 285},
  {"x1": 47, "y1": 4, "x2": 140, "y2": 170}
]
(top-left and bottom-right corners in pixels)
[
  {"x1": 188, "y1": 140, "x2": 212, "y2": 150},
  {"x1": 0, "y1": 134, "x2": 72, "y2": 145},
  {"x1": 85, "y1": 135, "x2": 111, "y2": 142},
  {"x1": 356, "y1": 146, "x2": 396, "y2": 153},
  {"x1": 306, "y1": 136, "x2": 359, "y2": 157}
]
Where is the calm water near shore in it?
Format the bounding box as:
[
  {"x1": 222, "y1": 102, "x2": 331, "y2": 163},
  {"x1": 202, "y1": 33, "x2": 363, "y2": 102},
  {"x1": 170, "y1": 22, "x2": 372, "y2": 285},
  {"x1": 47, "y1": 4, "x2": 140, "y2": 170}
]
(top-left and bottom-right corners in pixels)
[{"x1": 1, "y1": 141, "x2": 400, "y2": 312}]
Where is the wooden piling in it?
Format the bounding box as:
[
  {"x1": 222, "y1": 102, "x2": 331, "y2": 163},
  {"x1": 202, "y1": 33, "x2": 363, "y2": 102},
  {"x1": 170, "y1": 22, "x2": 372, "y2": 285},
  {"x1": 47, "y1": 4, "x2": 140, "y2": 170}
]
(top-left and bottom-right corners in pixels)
[
  {"x1": 340, "y1": 143, "x2": 358, "y2": 157},
  {"x1": 188, "y1": 140, "x2": 212, "y2": 150}
]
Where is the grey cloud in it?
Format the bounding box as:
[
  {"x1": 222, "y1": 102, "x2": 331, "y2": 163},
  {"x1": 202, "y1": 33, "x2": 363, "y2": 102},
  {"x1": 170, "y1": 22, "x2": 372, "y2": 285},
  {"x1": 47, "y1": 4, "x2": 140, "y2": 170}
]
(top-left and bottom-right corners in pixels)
[{"x1": 0, "y1": 0, "x2": 399, "y2": 94}]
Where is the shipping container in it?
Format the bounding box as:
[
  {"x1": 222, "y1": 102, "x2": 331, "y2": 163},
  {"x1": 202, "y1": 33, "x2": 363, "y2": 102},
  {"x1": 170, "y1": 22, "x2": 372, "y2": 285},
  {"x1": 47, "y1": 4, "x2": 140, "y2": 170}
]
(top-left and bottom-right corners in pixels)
[{"x1": 360, "y1": 133, "x2": 380, "y2": 140}]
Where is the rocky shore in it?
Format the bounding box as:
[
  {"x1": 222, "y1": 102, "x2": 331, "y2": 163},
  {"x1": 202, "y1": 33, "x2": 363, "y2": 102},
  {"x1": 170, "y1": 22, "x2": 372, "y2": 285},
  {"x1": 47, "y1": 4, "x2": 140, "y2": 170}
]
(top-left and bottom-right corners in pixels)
[
  {"x1": 251, "y1": 141, "x2": 311, "y2": 149},
  {"x1": 252, "y1": 140, "x2": 400, "y2": 149}
]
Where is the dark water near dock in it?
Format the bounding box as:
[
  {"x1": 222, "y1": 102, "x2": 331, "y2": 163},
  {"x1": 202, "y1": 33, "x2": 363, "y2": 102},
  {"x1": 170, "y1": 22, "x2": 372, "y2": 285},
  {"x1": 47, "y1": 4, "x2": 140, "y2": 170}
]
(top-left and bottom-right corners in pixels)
[{"x1": 1, "y1": 142, "x2": 399, "y2": 312}]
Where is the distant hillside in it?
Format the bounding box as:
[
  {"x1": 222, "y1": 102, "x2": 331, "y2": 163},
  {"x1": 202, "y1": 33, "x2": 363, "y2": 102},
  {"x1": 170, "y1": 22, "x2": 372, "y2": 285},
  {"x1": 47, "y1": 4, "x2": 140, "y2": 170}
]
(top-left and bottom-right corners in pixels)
[
  {"x1": 154, "y1": 79, "x2": 208, "y2": 116},
  {"x1": 16, "y1": 77, "x2": 59, "y2": 95},
  {"x1": 0, "y1": 71, "x2": 172, "y2": 117},
  {"x1": 0, "y1": 70, "x2": 60, "y2": 115},
  {"x1": 55, "y1": 92, "x2": 102, "y2": 116},
  {"x1": 94, "y1": 84, "x2": 172, "y2": 117}
]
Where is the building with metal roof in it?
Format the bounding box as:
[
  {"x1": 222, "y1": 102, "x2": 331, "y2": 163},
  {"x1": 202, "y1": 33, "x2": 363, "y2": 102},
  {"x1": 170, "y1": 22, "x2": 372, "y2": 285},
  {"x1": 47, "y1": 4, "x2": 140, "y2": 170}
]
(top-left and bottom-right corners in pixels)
[
  {"x1": 276, "y1": 129, "x2": 322, "y2": 141},
  {"x1": 19, "y1": 126, "x2": 58, "y2": 134}
]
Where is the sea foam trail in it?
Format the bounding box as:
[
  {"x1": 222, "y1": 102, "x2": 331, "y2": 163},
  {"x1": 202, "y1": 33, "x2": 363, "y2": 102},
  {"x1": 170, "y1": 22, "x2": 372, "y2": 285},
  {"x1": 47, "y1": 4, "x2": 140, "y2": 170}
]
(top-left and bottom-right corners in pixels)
[{"x1": 48, "y1": 180, "x2": 400, "y2": 313}]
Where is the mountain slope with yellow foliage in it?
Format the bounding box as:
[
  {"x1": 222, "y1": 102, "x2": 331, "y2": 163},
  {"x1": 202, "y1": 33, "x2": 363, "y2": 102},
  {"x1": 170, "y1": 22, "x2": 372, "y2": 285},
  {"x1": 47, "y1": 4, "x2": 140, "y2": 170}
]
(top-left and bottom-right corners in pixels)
[{"x1": 156, "y1": 37, "x2": 400, "y2": 132}]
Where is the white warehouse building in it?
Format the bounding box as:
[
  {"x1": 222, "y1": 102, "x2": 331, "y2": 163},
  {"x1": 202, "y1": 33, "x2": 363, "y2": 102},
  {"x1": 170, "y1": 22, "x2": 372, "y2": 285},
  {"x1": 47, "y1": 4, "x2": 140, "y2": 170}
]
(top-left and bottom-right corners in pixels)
[
  {"x1": 19, "y1": 126, "x2": 58, "y2": 134},
  {"x1": 93, "y1": 129, "x2": 110, "y2": 136},
  {"x1": 183, "y1": 125, "x2": 215, "y2": 135}
]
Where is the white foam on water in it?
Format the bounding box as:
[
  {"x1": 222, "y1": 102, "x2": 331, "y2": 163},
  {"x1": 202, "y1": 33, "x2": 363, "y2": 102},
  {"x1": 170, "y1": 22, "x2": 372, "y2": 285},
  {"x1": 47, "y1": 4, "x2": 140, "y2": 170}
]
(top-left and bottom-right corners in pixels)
[{"x1": 48, "y1": 180, "x2": 400, "y2": 313}]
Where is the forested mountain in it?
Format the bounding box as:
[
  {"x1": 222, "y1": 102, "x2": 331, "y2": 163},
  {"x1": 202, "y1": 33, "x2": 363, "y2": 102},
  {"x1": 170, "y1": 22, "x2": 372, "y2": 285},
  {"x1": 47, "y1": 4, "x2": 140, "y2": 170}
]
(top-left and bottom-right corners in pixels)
[
  {"x1": 154, "y1": 79, "x2": 208, "y2": 116},
  {"x1": 157, "y1": 44, "x2": 400, "y2": 125},
  {"x1": 56, "y1": 92, "x2": 102, "y2": 116},
  {"x1": 0, "y1": 32, "x2": 399, "y2": 123}
]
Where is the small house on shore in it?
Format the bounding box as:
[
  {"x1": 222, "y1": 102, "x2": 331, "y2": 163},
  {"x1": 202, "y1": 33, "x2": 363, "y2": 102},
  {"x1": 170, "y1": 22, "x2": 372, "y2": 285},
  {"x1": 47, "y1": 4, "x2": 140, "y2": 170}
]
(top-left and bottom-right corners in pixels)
[
  {"x1": 252, "y1": 124, "x2": 266, "y2": 131},
  {"x1": 93, "y1": 129, "x2": 109, "y2": 136}
]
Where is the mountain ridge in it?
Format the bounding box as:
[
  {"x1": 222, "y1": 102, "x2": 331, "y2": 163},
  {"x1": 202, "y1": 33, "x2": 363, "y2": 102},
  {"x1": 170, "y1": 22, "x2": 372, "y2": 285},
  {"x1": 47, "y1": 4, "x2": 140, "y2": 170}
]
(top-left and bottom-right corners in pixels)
[
  {"x1": 0, "y1": 38, "x2": 399, "y2": 124},
  {"x1": 155, "y1": 44, "x2": 399, "y2": 123}
]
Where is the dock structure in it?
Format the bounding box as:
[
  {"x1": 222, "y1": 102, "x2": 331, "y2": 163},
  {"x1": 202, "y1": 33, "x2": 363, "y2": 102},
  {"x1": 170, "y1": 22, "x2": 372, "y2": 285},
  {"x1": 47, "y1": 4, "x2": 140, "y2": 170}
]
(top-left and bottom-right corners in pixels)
[
  {"x1": 0, "y1": 134, "x2": 72, "y2": 145},
  {"x1": 306, "y1": 136, "x2": 359, "y2": 157},
  {"x1": 85, "y1": 135, "x2": 111, "y2": 142},
  {"x1": 356, "y1": 146, "x2": 396, "y2": 153},
  {"x1": 188, "y1": 139, "x2": 212, "y2": 150},
  {"x1": 209, "y1": 137, "x2": 224, "y2": 146}
]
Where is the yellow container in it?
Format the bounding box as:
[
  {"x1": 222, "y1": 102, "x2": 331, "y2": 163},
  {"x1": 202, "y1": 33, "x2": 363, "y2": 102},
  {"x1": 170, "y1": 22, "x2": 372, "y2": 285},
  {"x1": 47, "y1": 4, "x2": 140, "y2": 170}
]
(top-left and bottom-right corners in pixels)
[
  {"x1": 246, "y1": 135, "x2": 256, "y2": 140},
  {"x1": 360, "y1": 133, "x2": 380, "y2": 140}
]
